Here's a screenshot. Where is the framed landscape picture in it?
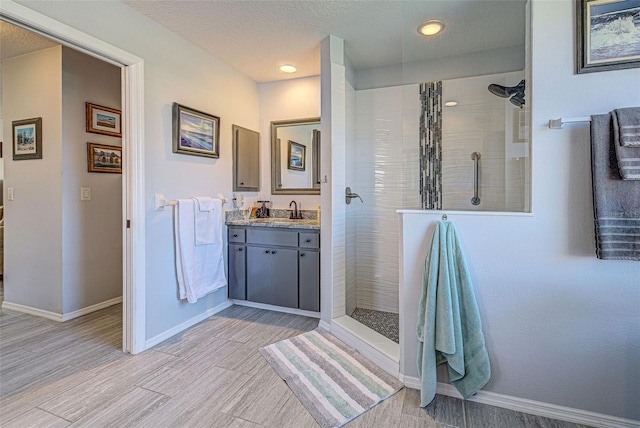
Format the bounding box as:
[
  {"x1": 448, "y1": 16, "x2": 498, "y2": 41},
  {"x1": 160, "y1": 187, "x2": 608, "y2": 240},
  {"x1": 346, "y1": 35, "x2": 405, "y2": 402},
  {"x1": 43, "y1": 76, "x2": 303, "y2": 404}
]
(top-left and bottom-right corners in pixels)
[
  {"x1": 288, "y1": 140, "x2": 305, "y2": 171},
  {"x1": 577, "y1": 0, "x2": 640, "y2": 73},
  {"x1": 13, "y1": 117, "x2": 42, "y2": 160},
  {"x1": 87, "y1": 142, "x2": 122, "y2": 173},
  {"x1": 172, "y1": 103, "x2": 220, "y2": 158},
  {"x1": 86, "y1": 103, "x2": 122, "y2": 137}
]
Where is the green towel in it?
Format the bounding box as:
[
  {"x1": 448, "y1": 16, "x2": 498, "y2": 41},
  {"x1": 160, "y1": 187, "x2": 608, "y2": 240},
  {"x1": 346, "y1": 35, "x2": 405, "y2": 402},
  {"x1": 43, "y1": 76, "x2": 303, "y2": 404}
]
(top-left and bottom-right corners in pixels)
[{"x1": 416, "y1": 221, "x2": 490, "y2": 407}]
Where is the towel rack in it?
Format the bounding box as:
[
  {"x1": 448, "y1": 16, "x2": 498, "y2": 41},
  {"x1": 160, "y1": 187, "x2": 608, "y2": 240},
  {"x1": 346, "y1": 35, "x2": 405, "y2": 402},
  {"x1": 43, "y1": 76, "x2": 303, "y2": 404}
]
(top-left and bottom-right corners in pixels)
[
  {"x1": 548, "y1": 117, "x2": 591, "y2": 129},
  {"x1": 154, "y1": 193, "x2": 227, "y2": 211}
]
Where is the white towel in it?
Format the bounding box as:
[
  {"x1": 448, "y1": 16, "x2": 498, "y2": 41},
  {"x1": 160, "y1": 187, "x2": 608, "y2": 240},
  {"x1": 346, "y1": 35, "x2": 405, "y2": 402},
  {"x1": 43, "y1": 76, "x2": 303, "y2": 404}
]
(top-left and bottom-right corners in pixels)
[
  {"x1": 174, "y1": 199, "x2": 226, "y2": 303},
  {"x1": 192, "y1": 197, "x2": 219, "y2": 245}
]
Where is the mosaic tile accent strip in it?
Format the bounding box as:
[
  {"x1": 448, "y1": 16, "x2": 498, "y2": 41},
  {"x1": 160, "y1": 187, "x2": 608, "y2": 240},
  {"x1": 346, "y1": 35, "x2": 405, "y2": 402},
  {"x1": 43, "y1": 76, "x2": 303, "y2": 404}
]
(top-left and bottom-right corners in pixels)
[
  {"x1": 350, "y1": 308, "x2": 399, "y2": 344},
  {"x1": 419, "y1": 82, "x2": 443, "y2": 210}
]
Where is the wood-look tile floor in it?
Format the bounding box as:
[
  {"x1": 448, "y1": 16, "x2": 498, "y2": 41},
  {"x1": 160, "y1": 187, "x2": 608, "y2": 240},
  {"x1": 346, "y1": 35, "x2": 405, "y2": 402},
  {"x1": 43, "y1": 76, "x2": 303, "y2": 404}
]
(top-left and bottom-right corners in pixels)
[{"x1": 0, "y1": 304, "x2": 592, "y2": 428}]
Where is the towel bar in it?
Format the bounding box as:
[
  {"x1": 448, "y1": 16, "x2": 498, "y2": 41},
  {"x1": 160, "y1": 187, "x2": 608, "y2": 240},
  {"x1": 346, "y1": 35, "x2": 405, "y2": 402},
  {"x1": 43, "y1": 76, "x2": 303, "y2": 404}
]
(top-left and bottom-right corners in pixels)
[
  {"x1": 154, "y1": 193, "x2": 227, "y2": 211},
  {"x1": 548, "y1": 117, "x2": 591, "y2": 129}
]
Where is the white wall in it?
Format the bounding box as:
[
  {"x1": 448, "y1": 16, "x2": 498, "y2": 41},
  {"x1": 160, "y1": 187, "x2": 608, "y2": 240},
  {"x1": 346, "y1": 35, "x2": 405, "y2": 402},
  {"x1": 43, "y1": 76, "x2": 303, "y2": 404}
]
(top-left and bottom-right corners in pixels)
[
  {"x1": 399, "y1": 0, "x2": 640, "y2": 421},
  {"x1": 61, "y1": 47, "x2": 122, "y2": 314},
  {"x1": 257, "y1": 77, "x2": 321, "y2": 210},
  {"x1": 15, "y1": 0, "x2": 261, "y2": 340},
  {"x1": 2, "y1": 46, "x2": 64, "y2": 313}
]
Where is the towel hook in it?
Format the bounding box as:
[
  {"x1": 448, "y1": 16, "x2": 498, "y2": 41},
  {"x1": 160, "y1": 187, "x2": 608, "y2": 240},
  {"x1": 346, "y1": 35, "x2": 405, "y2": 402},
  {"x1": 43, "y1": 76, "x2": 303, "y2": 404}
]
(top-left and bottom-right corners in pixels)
[{"x1": 442, "y1": 214, "x2": 447, "y2": 221}]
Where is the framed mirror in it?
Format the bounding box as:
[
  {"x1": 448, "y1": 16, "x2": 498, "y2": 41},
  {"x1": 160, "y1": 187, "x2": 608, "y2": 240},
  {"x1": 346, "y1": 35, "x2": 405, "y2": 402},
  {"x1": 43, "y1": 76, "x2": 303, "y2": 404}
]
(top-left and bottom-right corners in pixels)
[{"x1": 271, "y1": 117, "x2": 321, "y2": 195}]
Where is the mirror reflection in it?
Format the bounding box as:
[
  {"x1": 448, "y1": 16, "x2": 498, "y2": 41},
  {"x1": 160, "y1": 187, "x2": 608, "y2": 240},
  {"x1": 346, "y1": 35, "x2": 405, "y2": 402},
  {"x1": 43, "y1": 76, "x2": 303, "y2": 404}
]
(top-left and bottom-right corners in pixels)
[{"x1": 271, "y1": 117, "x2": 321, "y2": 195}]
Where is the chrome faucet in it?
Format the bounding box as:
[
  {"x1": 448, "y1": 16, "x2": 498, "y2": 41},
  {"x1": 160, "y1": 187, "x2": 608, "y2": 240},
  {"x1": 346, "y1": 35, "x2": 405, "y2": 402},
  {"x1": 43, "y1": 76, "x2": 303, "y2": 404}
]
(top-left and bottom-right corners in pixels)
[{"x1": 289, "y1": 200, "x2": 301, "y2": 219}]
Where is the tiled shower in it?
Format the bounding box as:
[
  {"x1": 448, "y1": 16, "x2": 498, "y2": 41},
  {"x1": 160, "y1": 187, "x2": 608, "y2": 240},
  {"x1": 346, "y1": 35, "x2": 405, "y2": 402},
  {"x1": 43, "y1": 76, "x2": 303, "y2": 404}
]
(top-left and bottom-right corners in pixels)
[{"x1": 344, "y1": 71, "x2": 530, "y2": 342}]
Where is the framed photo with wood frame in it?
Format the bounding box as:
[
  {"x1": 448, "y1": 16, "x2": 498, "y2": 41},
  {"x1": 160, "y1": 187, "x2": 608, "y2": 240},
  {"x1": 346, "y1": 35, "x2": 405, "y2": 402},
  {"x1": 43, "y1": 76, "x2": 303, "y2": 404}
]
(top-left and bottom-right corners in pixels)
[
  {"x1": 86, "y1": 103, "x2": 122, "y2": 137},
  {"x1": 12, "y1": 117, "x2": 42, "y2": 160},
  {"x1": 288, "y1": 140, "x2": 305, "y2": 171},
  {"x1": 87, "y1": 142, "x2": 122, "y2": 173},
  {"x1": 576, "y1": 0, "x2": 640, "y2": 73},
  {"x1": 172, "y1": 102, "x2": 220, "y2": 158}
]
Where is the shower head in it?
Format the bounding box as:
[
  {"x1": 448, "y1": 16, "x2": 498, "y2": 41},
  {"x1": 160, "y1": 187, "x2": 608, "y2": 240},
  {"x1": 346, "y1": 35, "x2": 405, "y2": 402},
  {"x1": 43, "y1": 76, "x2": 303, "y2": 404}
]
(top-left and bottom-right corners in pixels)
[{"x1": 488, "y1": 79, "x2": 525, "y2": 107}]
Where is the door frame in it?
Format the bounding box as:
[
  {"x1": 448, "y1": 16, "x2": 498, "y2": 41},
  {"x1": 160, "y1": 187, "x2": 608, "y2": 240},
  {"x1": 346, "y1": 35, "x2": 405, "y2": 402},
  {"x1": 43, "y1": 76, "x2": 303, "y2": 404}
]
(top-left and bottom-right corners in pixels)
[{"x1": 1, "y1": 0, "x2": 146, "y2": 353}]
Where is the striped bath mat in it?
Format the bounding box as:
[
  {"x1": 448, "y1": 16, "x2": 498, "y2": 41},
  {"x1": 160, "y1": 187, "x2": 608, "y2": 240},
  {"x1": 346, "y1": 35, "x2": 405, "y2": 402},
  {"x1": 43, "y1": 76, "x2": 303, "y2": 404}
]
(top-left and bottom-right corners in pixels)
[{"x1": 260, "y1": 329, "x2": 403, "y2": 428}]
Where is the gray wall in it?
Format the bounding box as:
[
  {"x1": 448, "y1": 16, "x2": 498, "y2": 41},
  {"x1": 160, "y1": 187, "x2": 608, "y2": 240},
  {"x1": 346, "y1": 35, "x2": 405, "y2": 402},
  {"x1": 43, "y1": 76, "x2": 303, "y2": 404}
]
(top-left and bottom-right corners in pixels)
[
  {"x1": 61, "y1": 47, "x2": 122, "y2": 314},
  {"x1": 15, "y1": 0, "x2": 261, "y2": 340},
  {"x1": 400, "y1": 0, "x2": 640, "y2": 421},
  {"x1": 3, "y1": 46, "x2": 64, "y2": 313}
]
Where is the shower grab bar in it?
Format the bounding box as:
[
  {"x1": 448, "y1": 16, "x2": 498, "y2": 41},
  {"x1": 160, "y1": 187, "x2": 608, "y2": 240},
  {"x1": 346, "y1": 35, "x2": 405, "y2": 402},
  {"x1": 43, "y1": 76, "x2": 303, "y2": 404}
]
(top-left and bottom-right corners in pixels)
[{"x1": 471, "y1": 152, "x2": 481, "y2": 206}]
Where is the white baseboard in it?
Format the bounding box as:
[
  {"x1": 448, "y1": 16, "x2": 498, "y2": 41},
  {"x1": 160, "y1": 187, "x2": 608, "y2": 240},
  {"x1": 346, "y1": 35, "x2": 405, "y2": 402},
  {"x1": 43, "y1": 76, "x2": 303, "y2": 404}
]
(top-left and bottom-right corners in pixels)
[
  {"x1": 144, "y1": 299, "x2": 233, "y2": 349},
  {"x1": 1, "y1": 301, "x2": 63, "y2": 321},
  {"x1": 2, "y1": 297, "x2": 123, "y2": 322},
  {"x1": 231, "y1": 299, "x2": 321, "y2": 319},
  {"x1": 398, "y1": 375, "x2": 639, "y2": 428},
  {"x1": 61, "y1": 297, "x2": 122, "y2": 321},
  {"x1": 318, "y1": 319, "x2": 331, "y2": 331}
]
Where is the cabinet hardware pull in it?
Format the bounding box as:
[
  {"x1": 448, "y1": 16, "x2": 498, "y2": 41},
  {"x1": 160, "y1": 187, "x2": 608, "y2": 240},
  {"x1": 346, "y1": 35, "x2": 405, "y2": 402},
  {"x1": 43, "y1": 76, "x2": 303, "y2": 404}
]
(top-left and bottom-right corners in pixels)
[
  {"x1": 300, "y1": 253, "x2": 305, "y2": 257},
  {"x1": 238, "y1": 248, "x2": 243, "y2": 252},
  {"x1": 233, "y1": 234, "x2": 238, "y2": 237},
  {"x1": 272, "y1": 250, "x2": 277, "y2": 254},
  {"x1": 305, "y1": 239, "x2": 311, "y2": 243},
  {"x1": 265, "y1": 250, "x2": 270, "y2": 254}
]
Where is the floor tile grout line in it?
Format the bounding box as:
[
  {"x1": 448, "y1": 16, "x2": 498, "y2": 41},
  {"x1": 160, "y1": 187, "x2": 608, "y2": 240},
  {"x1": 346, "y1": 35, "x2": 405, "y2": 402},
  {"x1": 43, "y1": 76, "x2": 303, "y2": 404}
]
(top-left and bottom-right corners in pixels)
[{"x1": 33, "y1": 406, "x2": 75, "y2": 424}]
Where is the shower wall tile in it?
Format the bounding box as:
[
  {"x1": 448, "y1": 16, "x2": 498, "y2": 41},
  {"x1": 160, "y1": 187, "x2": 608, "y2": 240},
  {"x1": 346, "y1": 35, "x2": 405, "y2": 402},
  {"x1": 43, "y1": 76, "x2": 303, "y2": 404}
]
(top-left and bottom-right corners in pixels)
[
  {"x1": 441, "y1": 71, "x2": 526, "y2": 211},
  {"x1": 356, "y1": 86, "x2": 404, "y2": 115},
  {"x1": 346, "y1": 81, "x2": 357, "y2": 316},
  {"x1": 351, "y1": 85, "x2": 413, "y2": 314}
]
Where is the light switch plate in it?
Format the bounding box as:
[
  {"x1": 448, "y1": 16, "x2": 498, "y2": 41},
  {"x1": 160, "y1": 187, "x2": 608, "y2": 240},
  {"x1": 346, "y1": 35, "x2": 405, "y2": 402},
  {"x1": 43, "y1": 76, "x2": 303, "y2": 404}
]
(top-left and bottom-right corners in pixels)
[
  {"x1": 7, "y1": 187, "x2": 14, "y2": 201},
  {"x1": 81, "y1": 187, "x2": 91, "y2": 201}
]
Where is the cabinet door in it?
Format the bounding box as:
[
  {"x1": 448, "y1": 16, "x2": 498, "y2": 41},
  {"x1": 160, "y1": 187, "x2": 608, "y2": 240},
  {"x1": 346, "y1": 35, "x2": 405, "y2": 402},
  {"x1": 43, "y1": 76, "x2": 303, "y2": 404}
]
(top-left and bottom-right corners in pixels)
[
  {"x1": 233, "y1": 125, "x2": 259, "y2": 191},
  {"x1": 228, "y1": 244, "x2": 246, "y2": 300},
  {"x1": 247, "y1": 246, "x2": 273, "y2": 305},
  {"x1": 299, "y1": 250, "x2": 320, "y2": 312},
  {"x1": 270, "y1": 248, "x2": 299, "y2": 308}
]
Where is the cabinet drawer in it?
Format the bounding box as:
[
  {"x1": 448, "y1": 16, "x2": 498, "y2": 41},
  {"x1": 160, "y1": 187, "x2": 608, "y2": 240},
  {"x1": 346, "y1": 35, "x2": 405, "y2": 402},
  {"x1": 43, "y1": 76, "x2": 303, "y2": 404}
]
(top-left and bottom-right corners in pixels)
[
  {"x1": 247, "y1": 229, "x2": 298, "y2": 247},
  {"x1": 229, "y1": 228, "x2": 246, "y2": 243},
  {"x1": 299, "y1": 232, "x2": 320, "y2": 249}
]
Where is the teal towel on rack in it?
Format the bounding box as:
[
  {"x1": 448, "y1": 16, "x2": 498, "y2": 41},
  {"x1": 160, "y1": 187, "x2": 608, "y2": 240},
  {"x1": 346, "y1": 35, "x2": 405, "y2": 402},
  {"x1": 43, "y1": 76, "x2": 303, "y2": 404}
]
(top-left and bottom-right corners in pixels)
[{"x1": 416, "y1": 221, "x2": 490, "y2": 407}]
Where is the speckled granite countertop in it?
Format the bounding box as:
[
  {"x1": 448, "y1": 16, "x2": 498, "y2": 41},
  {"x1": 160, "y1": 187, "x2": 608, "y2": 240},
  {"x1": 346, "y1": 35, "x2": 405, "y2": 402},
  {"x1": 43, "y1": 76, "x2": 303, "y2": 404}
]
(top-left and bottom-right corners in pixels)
[{"x1": 226, "y1": 218, "x2": 320, "y2": 230}]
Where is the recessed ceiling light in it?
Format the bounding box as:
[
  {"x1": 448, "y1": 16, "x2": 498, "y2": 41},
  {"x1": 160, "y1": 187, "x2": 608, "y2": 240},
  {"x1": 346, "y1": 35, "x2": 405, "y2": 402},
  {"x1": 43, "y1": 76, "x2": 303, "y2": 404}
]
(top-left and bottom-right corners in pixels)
[
  {"x1": 418, "y1": 20, "x2": 445, "y2": 36},
  {"x1": 444, "y1": 101, "x2": 458, "y2": 107},
  {"x1": 279, "y1": 64, "x2": 297, "y2": 73}
]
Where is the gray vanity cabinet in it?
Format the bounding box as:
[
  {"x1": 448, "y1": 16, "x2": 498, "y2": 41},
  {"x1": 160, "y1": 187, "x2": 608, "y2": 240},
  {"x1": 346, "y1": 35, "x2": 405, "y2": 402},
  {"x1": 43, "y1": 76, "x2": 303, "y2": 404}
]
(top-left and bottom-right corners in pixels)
[
  {"x1": 247, "y1": 246, "x2": 298, "y2": 308},
  {"x1": 298, "y1": 250, "x2": 320, "y2": 311},
  {"x1": 228, "y1": 244, "x2": 246, "y2": 300},
  {"x1": 227, "y1": 225, "x2": 320, "y2": 311}
]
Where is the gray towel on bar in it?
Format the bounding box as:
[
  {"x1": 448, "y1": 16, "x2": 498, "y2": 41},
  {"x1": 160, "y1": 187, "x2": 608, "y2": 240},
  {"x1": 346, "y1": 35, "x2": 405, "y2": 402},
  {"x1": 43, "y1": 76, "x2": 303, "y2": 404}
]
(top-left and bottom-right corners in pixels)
[
  {"x1": 612, "y1": 108, "x2": 640, "y2": 180},
  {"x1": 613, "y1": 107, "x2": 640, "y2": 147},
  {"x1": 590, "y1": 114, "x2": 640, "y2": 261}
]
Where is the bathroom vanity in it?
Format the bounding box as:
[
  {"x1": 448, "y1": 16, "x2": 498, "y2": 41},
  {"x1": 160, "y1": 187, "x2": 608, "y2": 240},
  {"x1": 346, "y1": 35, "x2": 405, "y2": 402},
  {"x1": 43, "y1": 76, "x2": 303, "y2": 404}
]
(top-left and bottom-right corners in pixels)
[{"x1": 227, "y1": 219, "x2": 320, "y2": 312}]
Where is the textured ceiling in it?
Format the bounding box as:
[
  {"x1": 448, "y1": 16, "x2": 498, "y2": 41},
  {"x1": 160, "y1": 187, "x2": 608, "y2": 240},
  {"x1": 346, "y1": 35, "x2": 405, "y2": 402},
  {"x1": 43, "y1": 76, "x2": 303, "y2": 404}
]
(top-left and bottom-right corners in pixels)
[
  {"x1": 0, "y1": 21, "x2": 58, "y2": 60},
  {"x1": 122, "y1": 0, "x2": 527, "y2": 83}
]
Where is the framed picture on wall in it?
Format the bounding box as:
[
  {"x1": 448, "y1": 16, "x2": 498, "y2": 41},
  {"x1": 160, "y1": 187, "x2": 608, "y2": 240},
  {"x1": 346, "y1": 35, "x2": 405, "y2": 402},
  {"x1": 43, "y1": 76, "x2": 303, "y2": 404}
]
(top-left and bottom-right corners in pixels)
[
  {"x1": 87, "y1": 142, "x2": 122, "y2": 173},
  {"x1": 172, "y1": 102, "x2": 220, "y2": 158},
  {"x1": 86, "y1": 103, "x2": 122, "y2": 137},
  {"x1": 288, "y1": 140, "x2": 305, "y2": 171},
  {"x1": 12, "y1": 117, "x2": 42, "y2": 160},
  {"x1": 576, "y1": 0, "x2": 640, "y2": 73}
]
